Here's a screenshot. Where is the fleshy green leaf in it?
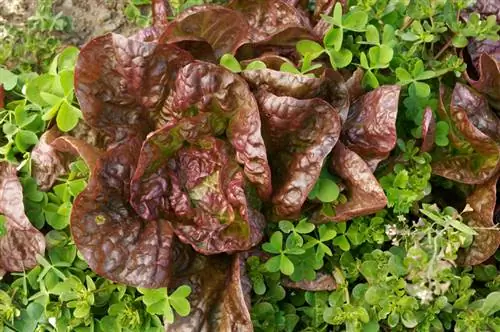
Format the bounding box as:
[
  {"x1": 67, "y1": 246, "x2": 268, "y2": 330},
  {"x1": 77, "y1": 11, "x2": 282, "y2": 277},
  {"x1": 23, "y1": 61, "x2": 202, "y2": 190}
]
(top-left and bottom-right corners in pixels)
[
  {"x1": 220, "y1": 54, "x2": 242, "y2": 73},
  {"x1": 56, "y1": 101, "x2": 81, "y2": 132},
  {"x1": 0, "y1": 68, "x2": 18, "y2": 90}
]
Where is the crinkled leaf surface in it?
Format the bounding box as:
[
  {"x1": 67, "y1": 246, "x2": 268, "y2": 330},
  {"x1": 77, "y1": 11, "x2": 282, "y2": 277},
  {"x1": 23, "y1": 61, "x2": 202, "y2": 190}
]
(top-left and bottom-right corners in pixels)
[
  {"x1": 160, "y1": 5, "x2": 249, "y2": 59},
  {"x1": 344, "y1": 68, "x2": 365, "y2": 104},
  {"x1": 130, "y1": 118, "x2": 265, "y2": 254},
  {"x1": 31, "y1": 128, "x2": 68, "y2": 191},
  {"x1": 282, "y1": 272, "x2": 336, "y2": 291},
  {"x1": 228, "y1": 0, "x2": 313, "y2": 45},
  {"x1": 473, "y1": 0, "x2": 500, "y2": 21},
  {"x1": 341, "y1": 85, "x2": 401, "y2": 170},
  {"x1": 169, "y1": 61, "x2": 272, "y2": 200},
  {"x1": 313, "y1": 142, "x2": 387, "y2": 223},
  {"x1": 75, "y1": 33, "x2": 192, "y2": 141},
  {"x1": 166, "y1": 254, "x2": 252, "y2": 332},
  {"x1": 459, "y1": 174, "x2": 500, "y2": 265},
  {"x1": 433, "y1": 83, "x2": 500, "y2": 184},
  {"x1": 465, "y1": 52, "x2": 500, "y2": 110},
  {"x1": 242, "y1": 67, "x2": 324, "y2": 99},
  {"x1": 241, "y1": 67, "x2": 349, "y2": 121},
  {"x1": 71, "y1": 137, "x2": 178, "y2": 287},
  {"x1": 0, "y1": 162, "x2": 45, "y2": 272},
  {"x1": 421, "y1": 106, "x2": 436, "y2": 153},
  {"x1": 51, "y1": 136, "x2": 102, "y2": 172},
  {"x1": 254, "y1": 90, "x2": 341, "y2": 219}
]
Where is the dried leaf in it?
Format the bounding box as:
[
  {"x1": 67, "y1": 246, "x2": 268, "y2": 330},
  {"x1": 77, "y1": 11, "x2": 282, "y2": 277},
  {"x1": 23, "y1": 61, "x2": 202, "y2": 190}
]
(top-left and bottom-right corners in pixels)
[{"x1": 0, "y1": 162, "x2": 45, "y2": 272}]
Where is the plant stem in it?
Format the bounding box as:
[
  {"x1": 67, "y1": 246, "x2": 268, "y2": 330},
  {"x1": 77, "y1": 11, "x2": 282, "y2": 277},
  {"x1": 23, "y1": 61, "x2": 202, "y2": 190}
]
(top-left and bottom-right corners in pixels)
[{"x1": 434, "y1": 38, "x2": 454, "y2": 60}]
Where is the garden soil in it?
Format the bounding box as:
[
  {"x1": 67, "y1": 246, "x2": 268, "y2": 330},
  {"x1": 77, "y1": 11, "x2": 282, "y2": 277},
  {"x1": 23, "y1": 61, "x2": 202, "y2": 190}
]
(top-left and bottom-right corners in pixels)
[{"x1": 0, "y1": 0, "x2": 138, "y2": 46}]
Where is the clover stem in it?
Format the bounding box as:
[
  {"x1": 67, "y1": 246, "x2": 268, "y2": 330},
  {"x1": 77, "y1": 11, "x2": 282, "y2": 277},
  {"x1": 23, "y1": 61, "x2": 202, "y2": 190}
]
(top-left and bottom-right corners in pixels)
[{"x1": 434, "y1": 37, "x2": 454, "y2": 60}]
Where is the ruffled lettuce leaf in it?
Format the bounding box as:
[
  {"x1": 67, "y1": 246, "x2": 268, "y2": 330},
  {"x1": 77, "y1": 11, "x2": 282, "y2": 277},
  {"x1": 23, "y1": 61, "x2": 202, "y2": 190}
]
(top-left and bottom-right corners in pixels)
[
  {"x1": 341, "y1": 85, "x2": 401, "y2": 170},
  {"x1": 228, "y1": 0, "x2": 313, "y2": 45},
  {"x1": 0, "y1": 162, "x2": 45, "y2": 272},
  {"x1": 169, "y1": 61, "x2": 272, "y2": 200},
  {"x1": 70, "y1": 137, "x2": 178, "y2": 287},
  {"x1": 313, "y1": 142, "x2": 387, "y2": 223},
  {"x1": 165, "y1": 254, "x2": 252, "y2": 331},
  {"x1": 32, "y1": 128, "x2": 102, "y2": 191},
  {"x1": 465, "y1": 52, "x2": 500, "y2": 110},
  {"x1": 254, "y1": 90, "x2": 341, "y2": 219},
  {"x1": 282, "y1": 272, "x2": 336, "y2": 291},
  {"x1": 130, "y1": 117, "x2": 265, "y2": 254},
  {"x1": 160, "y1": 5, "x2": 249, "y2": 59},
  {"x1": 420, "y1": 106, "x2": 436, "y2": 153},
  {"x1": 432, "y1": 83, "x2": 500, "y2": 184},
  {"x1": 31, "y1": 129, "x2": 68, "y2": 191},
  {"x1": 242, "y1": 65, "x2": 349, "y2": 121},
  {"x1": 75, "y1": 33, "x2": 193, "y2": 141},
  {"x1": 459, "y1": 174, "x2": 500, "y2": 265}
]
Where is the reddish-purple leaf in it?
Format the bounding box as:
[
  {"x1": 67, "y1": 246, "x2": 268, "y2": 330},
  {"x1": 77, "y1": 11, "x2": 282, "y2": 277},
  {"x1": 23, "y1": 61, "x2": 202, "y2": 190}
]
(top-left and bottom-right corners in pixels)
[
  {"x1": 152, "y1": 0, "x2": 172, "y2": 28},
  {"x1": 344, "y1": 68, "x2": 365, "y2": 104},
  {"x1": 313, "y1": 142, "x2": 388, "y2": 223},
  {"x1": 464, "y1": 52, "x2": 500, "y2": 110},
  {"x1": 160, "y1": 5, "x2": 249, "y2": 59},
  {"x1": 241, "y1": 67, "x2": 325, "y2": 99},
  {"x1": 71, "y1": 137, "x2": 178, "y2": 287},
  {"x1": 51, "y1": 136, "x2": 102, "y2": 172},
  {"x1": 31, "y1": 129, "x2": 67, "y2": 191},
  {"x1": 420, "y1": 106, "x2": 436, "y2": 153},
  {"x1": 341, "y1": 85, "x2": 401, "y2": 170},
  {"x1": 32, "y1": 128, "x2": 104, "y2": 191},
  {"x1": 75, "y1": 33, "x2": 192, "y2": 141},
  {"x1": 166, "y1": 254, "x2": 252, "y2": 331},
  {"x1": 432, "y1": 83, "x2": 500, "y2": 184},
  {"x1": 473, "y1": 0, "x2": 500, "y2": 21},
  {"x1": 130, "y1": 118, "x2": 265, "y2": 254},
  {"x1": 254, "y1": 90, "x2": 341, "y2": 219},
  {"x1": 459, "y1": 174, "x2": 500, "y2": 265},
  {"x1": 0, "y1": 162, "x2": 45, "y2": 272},
  {"x1": 228, "y1": 0, "x2": 313, "y2": 46},
  {"x1": 242, "y1": 67, "x2": 349, "y2": 122},
  {"x1": 282, "y1": 272, "x2": 336, "y2": 291},
  {"x1": 170, "y1": 61, "x2": 272, "y2": 200},
  {"x1": 0, "y1": 85, "x2": 4, "y2": 109}
]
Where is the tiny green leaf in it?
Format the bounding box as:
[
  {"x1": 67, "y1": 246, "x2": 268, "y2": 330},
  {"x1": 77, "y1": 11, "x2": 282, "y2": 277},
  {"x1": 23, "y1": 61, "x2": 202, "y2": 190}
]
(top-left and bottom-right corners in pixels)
[
  {"x1": 342, "y1": 11, "x2": 368, "y2": 32},
  {"x1": 324, "y1": 27, "x2": 343, "y2": 51},
  {"x1": 0, "y1": 68, "x2": 18, "y2": 90},
  {"x1": 220, "y1": 54, "x2": 242, "y2": 73},
  {"x1": 332, "y1": 2, "x2": 343, "y2": 26},
  {"x1": 327, "y1": 48, "x2": 352, "y2": 69},
  {"x1": 365, "y1": 25, "x2": 379, "y2": 44},
  {"x1": 295, "y1": 219, "x2": 315, "y2": 234},
  {"x1": 265, "y1": 255, "x2": 281, "y2": 273},
  {"x1": 411, "y1": 81, "x2": 430, "y2": 98},
  {"x1": 316, "y1": 178, "x2": 340, "y2": 203},
  {"x1": 297, "y1": 40, "x2": 324, "y2": 57},
  {"x1": 280, "y1": 62, "x2": 301, "y2": 75},
  {"x1": 245, "y1": 60, "x2": 267, "y2": 70},
  {"x1": 56, "y1": 101, "x2": 82, "y2": 132},
  {"x1": 280, "y1": 255, "x2": 294, "y2": 275}
]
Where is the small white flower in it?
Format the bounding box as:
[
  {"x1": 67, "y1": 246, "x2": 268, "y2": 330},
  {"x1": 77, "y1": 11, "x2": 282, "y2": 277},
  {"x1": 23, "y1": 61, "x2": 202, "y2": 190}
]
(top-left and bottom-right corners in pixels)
[
  {"x1": 416, "y1": 289, "x2": 434, "y2": 304},
  {"x1": 385, "y1": 224, "x2": 398, "y2": 237},
  {"x1": 397, "y1": 215, "x2": 406, "y2": 222},
  {"x1": 416, "y1": 218, "x2": 426, "y2": 227}
]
